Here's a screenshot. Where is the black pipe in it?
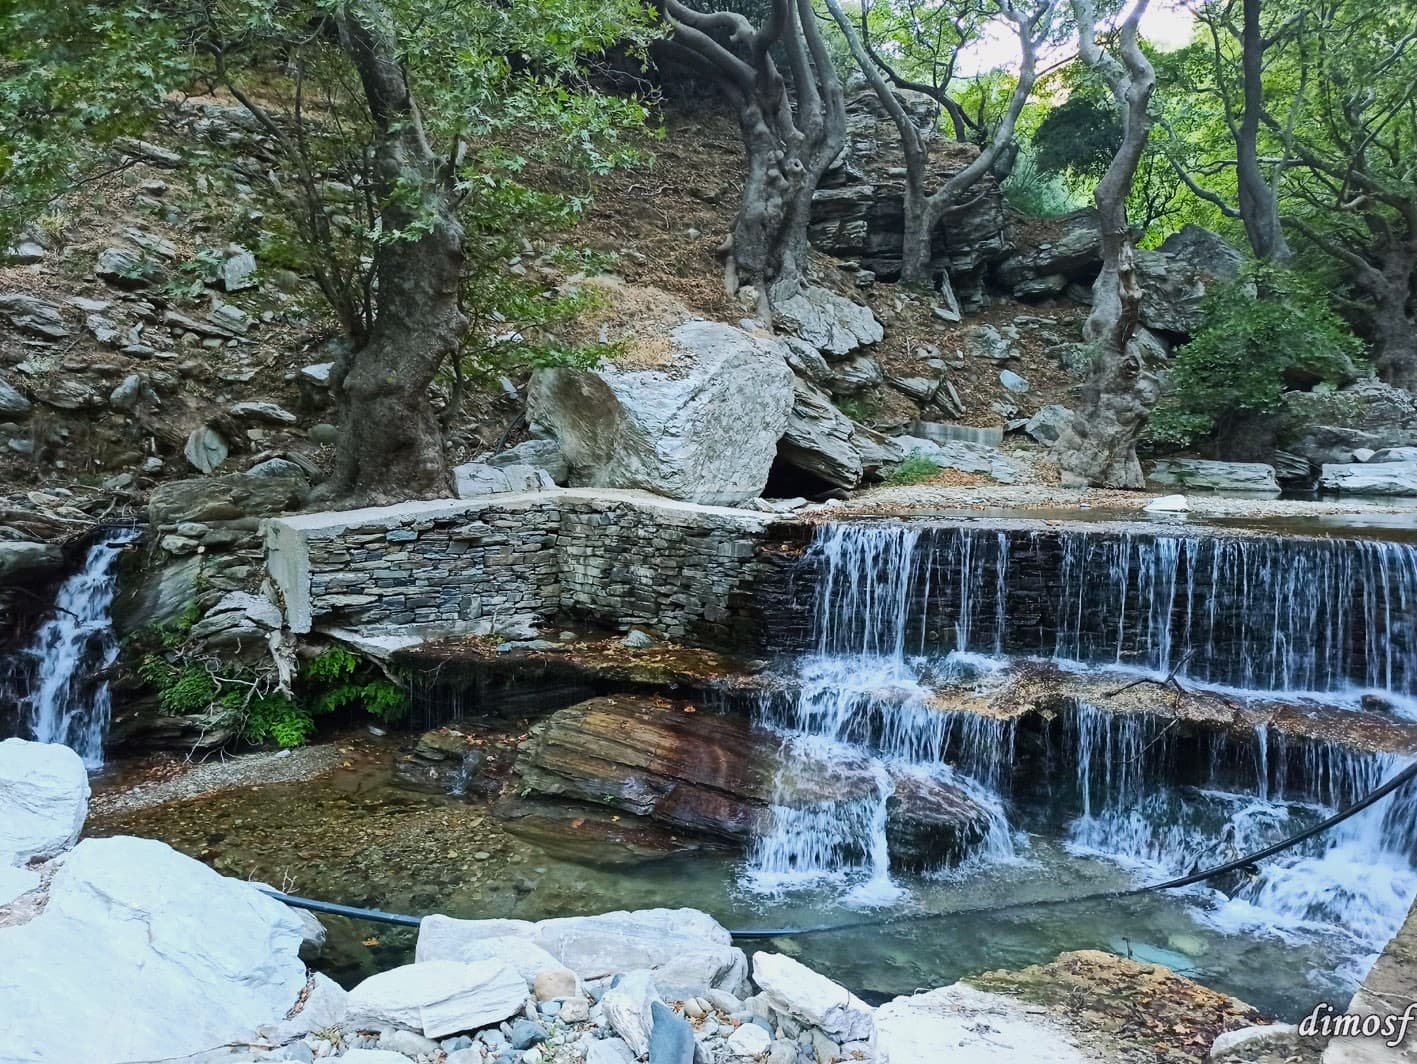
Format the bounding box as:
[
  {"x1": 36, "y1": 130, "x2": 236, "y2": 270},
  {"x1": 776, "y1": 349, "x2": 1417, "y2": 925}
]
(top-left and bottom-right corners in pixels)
[{"x1": 258, "y1": 760, "x2": 1417, "y2": 940}]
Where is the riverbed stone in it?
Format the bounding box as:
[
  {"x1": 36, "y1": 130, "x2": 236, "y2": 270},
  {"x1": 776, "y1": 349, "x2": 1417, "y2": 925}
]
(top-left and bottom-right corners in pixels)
[
  {"x1": 1149, "y1": 459, "x2": 1279, "y2": 493},
  {"x1": 416, "y1": 916, "x2": 565, "y2": 987},
  {"x1": 1319, "y1": 461, "x2": 1417, "y2": 496},
  {"x1": 0, "y1": 738, "x2": 90, "y2": 864},
  {"x1": 726, "y1": 1022, "x2": 772, "y2": 1058},
  {"x1": 0, "y1": 836, "x2": 307, "y2": 1064},
  {"x1": 601, "y1": 970, "x2": 660, "y2": 1058},
  {"x1": 533, "y1": 966, "x2": 580, "y2": 1001},
  {"x1": 0, "y1": 541, "x2": 63, "y2": 584},
  {"x1": 585, "y1": 1038, "x2": 636, "y2": 1064},
  {"x1": 751, "y1": 953, "x2": 874, "y2": 1044},
  {"x1": 149, "y1": 473, "x2": 305, "y2": 524},
  {"x1": 347, "y1": 960, "x2": 527, "y2": 1039},
  {"x1": 647, "y1": 999, "x2": 694, "y2": 1064},
  {"x1": 772, "y1": 284, "x2": 883, "y2": 357}
]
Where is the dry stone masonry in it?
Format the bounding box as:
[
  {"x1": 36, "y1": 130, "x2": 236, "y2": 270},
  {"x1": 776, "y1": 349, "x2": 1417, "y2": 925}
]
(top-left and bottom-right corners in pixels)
[{"x1": 265, "y1": 488, "x2": 784, "y2": 648}]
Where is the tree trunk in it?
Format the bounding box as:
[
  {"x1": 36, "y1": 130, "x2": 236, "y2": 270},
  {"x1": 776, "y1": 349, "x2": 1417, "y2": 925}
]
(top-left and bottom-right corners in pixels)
[
  {"x1": 1236, "y1": 0, "x2": 1292, "y2": 263},
  {"x1": 323, "y1": 1, "x2": 465, "y2": 504},
  {"x1": 1052, "y1": 0, "x2": 1158, "y2": 489},
  {"x1": 1370, "y1": 244, "x2": 1417, "y2": 389},
  {"x1": 665, "y1": 0, "x2": 844, "y2": 316}
]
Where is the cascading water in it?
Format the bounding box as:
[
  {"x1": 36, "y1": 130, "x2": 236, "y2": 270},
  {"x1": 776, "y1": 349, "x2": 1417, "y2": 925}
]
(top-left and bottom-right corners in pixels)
[
  {"x1": 750, "y1": 520, "x2": 1417, "y2": 979},
  {"x1": 747, "y1": 524, "x2": 1015, "y2": 900},
  {"x1": 770, "y1": 522, "x2": 1417, "y2": 710},
  {"x1": 15, "y1": 530, "x2": 136, "y2": 767}
]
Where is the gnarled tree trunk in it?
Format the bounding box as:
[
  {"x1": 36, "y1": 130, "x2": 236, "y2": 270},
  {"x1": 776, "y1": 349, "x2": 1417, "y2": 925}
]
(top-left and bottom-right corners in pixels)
[
  {"x1": 662, "y1": 0, "x2": 844, "y2": 315},
  {"x1": 826, "y1": 0, "x2": 1052, "y2": 298},
  {"x1": 1054, "y1": 0, "x2": 1150, "y2": 490},
  {"x1": 323, "y1": 0, "x2": 465, "y2": 503},
  {"x1": 1368, "y1": 238, "x2": 1417, "y2": 389},
  {"x1": 1051, "y1": 0, "x2": 1158, "y2": 488}
]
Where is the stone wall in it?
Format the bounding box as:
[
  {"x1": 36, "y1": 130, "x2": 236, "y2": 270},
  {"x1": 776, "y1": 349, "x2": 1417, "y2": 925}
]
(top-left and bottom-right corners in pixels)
[{"x1": 264, "y1": 488, "x2": 787, "y2": 649}]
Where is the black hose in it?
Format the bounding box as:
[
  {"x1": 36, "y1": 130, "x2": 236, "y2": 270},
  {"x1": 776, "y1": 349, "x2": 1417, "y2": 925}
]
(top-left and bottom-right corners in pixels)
[{"x1": 257, "y1": 760, "x2": 1417, "y2": 940}]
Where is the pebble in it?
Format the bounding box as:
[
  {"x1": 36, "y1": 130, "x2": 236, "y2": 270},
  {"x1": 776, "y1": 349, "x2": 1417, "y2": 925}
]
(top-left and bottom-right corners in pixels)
[
  {"x1": 533, "y1": 965, "x2": 578, "y2": 1001},
  {"x1": 726, "y1": 1022, "x2": 771, "y2": 1058},
  {"x1": 508, "y1": 1018, "x2": 548, "y2": 1051},
  {"x1": 559, "y1": 997, "x2": 591, "y2": 1023}
]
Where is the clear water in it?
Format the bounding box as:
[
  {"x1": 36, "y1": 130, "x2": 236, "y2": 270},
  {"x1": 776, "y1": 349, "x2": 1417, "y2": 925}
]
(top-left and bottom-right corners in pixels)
[
  {"x1": 18, "y1": 531, "x2": 136, "y2": 767},
  {"x1": 84, "y1": 743, "x2": 1386, "y2": 1022}
]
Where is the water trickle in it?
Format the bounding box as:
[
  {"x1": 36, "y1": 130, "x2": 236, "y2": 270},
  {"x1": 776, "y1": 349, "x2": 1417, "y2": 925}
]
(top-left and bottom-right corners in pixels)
[{"x1": 18, "y1": 530, "x2": 136, "y2": 767}]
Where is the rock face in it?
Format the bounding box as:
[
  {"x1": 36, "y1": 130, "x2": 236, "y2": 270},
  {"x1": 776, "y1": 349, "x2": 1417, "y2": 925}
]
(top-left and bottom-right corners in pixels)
[
  {"x1": 1319, "y1": 461, "x2": 1417, "y2": 496},
  {"x1": 1286, "y1": 378, "x2": 1417, "y2": 465},
  {"x1": 452, "y1": 462, "x2": 555, "y2": 498},
  {"x1": 0, "y1": 542, "x2": 63, "y2": 585},
  {"x1": 345, "y1": 959, "x2": 527, "y2": 1039},
  {"x1": 778, "y1": 380, "x2": 866, "y2": 488},
  {"x1": 148, "y1": 473, "x2": 306, "y2": 525},
  {"x1": 0, "y1": 739, "x2": 89, "y2": 863},
  {"x1": 752, "y1": 952, "x2": 875, "y2": 1044},
  {"x1": 889, "y1": 435, "x2": 1023, "y2": 484},
  {"x1": 876, "y1": 983, "x2": 1094, "y2": 1063},
  {"x1": 515, "y1": 697, "x2": 778, "y2": 841},
  {"x1": 809, "y1": 92, "x2": 1009, "y2": 300},
  {"x1": 0, "y1": 292, "x2": 70, "y2": 340},
  {"x1": 527, "y1": 321, "x2": 794, "y2": 505},
  {"x1": 0, "y1": 836, "x2": 307, "y2": 1064},
  {"x1": 1148, "y1": 459, "x2": 1280, "y2": 493}
]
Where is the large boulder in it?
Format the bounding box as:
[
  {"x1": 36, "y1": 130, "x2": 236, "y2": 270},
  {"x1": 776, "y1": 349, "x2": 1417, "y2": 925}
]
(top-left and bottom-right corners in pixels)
[
  {"x1": 527, "y1": 321, "x2": 794, "y2": 506},
  {"x1": 884, "y1": 770, "x2": 994, "y2": 873},
  {"x1": 1148, "y1": 459, "x2": 1280, "y2": 493},
  {"x1": 0, "y1": 542, "x2": 63, "y2": 585},
  {"x1": 1158, "y1": 224, "x2": 1244, "y2": 282},
  {"x1": 452, "y1": 462, "x2": 554, "y2": 498},
  {"x1": 476, "y1": 439, "x2": 570, "y2": 485},
  {"x1": 0, "y1": 836, "x2": 307, "y2": 1063},
  {"x1": 1319, "y1": 461, "x2": 1417, "y2": 496},
  {"x1": 994, "y1": 210, "x2": 1101, "y2": 297},
  {"x1": 0, "y1": 738, "x2": 89, "y2": 864},
  {"x1": 751, "y1": 952, "x2": 874, "y2": 1044},
  {"x1": 147, "y1": 473, "x2": 306, "y2": 525},
  {"x1": 345, "y1": 959, "x2": 526, "y2": 1039}
]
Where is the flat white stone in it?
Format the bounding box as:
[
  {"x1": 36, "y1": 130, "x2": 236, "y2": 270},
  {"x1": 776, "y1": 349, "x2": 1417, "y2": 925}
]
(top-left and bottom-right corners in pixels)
[
  {"x1": 346, "y1": 959, "x2": 525, "y2": 1039},
  {"x1": 1145, "y1": 494, "x2": 1190, "y2": 512},
  {"x1": 726, "y1": 1022, "x2": 772, "y2": 1057},
  {"x1": 752, "y1": 952, "x2": 874, "y2": 1044}
]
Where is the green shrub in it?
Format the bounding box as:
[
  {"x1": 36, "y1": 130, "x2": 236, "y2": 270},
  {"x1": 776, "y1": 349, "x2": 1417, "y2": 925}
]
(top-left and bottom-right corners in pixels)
[
  {"x1": 1143, "y1": 266, "x2": 1366, "y2": 452},
  {"x1": 299, "y1": 647, "x2": 409, "y2": 723},
  {"x1": 885, "y1": 452, "x2": 943, "y2": 486}
]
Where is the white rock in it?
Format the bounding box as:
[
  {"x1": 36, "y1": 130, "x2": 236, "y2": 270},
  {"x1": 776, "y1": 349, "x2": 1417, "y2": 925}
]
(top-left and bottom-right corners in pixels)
[
  {"x1": 184, "y1": 425, "x2": 229, "y2": 474},
  {"x1": 876, "y1": 984, "x2": 1094, "y2": 1063},
  {"x1": 258, "y1": 973, "x2": 348, "y2": 1041},
  {"x1": 1368, "y1": 447, "x2": 1417, "y2": 463},
  {"x1": 453, "y1": 462, "x2": 555, "y2": 498},
  {"x1": 1352, "y1": 447, "x2": 1377, "y2": 463},
  {"x1": 417, "y1": 915, "x2": 564, "y2": 986},
  {"x1": 300, "y1": 361, "x2": 334, "y2": 385},
  {"x1": 1320, "y1": 461, "x2": 1417, "y2": 496},
  {"x1": 528, "y1": 321, "x2": 794, "y2": 506},
  {"x1": 0, "y1": 836, "x2": 306, "y2": 1064},
  {"x1": 337, "y1": 1052, "x2": 418, "y2": 1064},
  {"x1": 585, "y1": 1038, "x2": 636, "y2": 1064},
  {"x1": 0, "y1": 863, "x2": 40, "y2": 906},
  {"x1": 346, "y1": 959, "x2": 526, "y2": 1039},
  {"x1": 772, "y1": 285, "x2": 883, "y2": 356},
  {"x1": 1145, "y1": 494, "x2": 1190, "y2": 513},
  {"x1": 534, "y1": 908, "x2": 748, "y2": 994},
  {"x1": 751, "y1": 952, "x2": 874, "y2": 1044},
  {"x1": 0, "y1": 738, "x2": 90, "y2": 864},
  {"x1": 230, "y1": 400, "x2": 299, "y2": 426},
  {"x1": 1208, "y1": 1023, "x2": 1298, "y2": 1060},
  {"x1": 726, "y1": 1022, "x2": 772, "y2": 1057},
  {"x1": 600, "y1": 970, "x2": 659, "y2": 1058}
]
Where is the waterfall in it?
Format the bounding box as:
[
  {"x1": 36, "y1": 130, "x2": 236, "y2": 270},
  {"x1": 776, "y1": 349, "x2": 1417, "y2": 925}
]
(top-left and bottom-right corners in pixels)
[
  {"x1": 751, "y1": 520, "x2": 1417, "y2": 965},
  {"x1": 775, "y1": 522, "x2": 1417, "y2": 708},
  {"x1": 1061, "y1": 702, "x2": 1417, "y2": 956},
  {"x1": 746, "y1": 524, "x2": 1015, "y2": 898},
  {"x1": 17, "y1": 530, "x2": 136, "y2": 768}
]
